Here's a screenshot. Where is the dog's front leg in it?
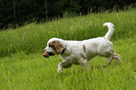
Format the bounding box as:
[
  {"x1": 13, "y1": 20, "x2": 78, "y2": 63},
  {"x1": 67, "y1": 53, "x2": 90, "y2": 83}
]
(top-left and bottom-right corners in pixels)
[
  {"x1": 79, "y1": 59, "x2": 89, "y2": 70},
  {"x1": 58, "y1": 61, "x2": 72, "y2": 74}
]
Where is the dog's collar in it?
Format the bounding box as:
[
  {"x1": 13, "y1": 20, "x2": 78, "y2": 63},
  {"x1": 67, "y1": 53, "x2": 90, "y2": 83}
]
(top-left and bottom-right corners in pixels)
[{"x1": 62, "y1": 48, "x2": 66, "y2": 54}]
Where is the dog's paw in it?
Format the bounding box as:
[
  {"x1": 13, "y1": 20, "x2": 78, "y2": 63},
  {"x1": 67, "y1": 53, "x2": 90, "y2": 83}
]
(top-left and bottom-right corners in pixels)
[{"x1": 58, "y1": 69, "x2": 63, "y2": 74}]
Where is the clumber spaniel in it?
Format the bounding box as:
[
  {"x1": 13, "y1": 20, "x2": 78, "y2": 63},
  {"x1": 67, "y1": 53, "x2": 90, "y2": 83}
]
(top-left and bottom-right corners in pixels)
[{"x1": 43, "y1": 22, "x2": 121, "y2": 73}]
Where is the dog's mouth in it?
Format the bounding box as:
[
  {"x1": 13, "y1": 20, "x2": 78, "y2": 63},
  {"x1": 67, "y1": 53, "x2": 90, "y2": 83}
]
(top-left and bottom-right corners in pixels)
[
  {"x1": 43, "y1": 52, "x2": 55, "y2": 58},
  {"x1": 48, "y1": 52, "x2": 55, "y2": 56}
]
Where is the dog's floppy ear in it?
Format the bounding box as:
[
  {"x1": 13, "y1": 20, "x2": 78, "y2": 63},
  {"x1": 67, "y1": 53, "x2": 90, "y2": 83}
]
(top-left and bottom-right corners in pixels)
[{"x1": 52, "y1": 40, "x2": 64, "y2": 53}]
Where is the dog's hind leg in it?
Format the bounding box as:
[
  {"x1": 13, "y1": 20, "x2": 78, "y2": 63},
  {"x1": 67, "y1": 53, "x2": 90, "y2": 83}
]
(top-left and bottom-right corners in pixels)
[
  {"x1": 113, "y1": 53, "x2": 121, "y2": 62},
  {"x1": 111, "y1": 49, "x2": 121, "y2": 62},
  {"x1": 108, "y1": 49, "x2": 121, "y2": 64},
  {"x1": 108, "y1": 55, "x2": 113, "y2": 64},
  {"x1": 106, "y1": 48, "x2": 114, "y2": 64}
]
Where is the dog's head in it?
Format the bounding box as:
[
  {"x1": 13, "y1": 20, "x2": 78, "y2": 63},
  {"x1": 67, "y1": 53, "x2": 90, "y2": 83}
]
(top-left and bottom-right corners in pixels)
[{"x1": 43, "y1": 38, "x2": 65, "y2": 56}]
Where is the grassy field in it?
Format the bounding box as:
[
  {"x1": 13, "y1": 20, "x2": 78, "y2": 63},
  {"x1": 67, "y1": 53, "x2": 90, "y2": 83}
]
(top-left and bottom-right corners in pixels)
[{"x1": 0, "y1": 9, "x2": 136, "y2": 89}]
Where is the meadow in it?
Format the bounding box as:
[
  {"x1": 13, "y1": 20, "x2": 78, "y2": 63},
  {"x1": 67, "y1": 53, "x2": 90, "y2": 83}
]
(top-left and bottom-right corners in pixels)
[{"x1": 0, "y1": 9, "x2": 136, "y2": 89}]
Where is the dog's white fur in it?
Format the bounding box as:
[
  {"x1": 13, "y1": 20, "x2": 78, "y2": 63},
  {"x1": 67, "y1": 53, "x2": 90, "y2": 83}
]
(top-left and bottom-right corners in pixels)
[{"x1": 44, "y1": 22, "x2": 121, "y2": 73}]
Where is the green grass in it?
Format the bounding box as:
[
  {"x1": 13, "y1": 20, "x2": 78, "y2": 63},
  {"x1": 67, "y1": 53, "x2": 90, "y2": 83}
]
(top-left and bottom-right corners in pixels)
[
  {"x1": 0, "y1": 38, "x2": 136, "y2": 89},
  {"x1": 0, "y1": 9, "x2": 136, "y2": 89}
]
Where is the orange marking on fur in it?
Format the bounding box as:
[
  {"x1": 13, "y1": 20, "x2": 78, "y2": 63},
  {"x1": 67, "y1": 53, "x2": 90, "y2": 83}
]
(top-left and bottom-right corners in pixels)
[{"x1": 83, "y1": 44, "x2": 86, "y2": 52}]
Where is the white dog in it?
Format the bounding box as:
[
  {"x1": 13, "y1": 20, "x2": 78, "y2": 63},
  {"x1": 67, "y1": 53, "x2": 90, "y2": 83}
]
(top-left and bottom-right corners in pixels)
[{"x1": 43, "y1": 22, "x2": 121, "y2": 73}]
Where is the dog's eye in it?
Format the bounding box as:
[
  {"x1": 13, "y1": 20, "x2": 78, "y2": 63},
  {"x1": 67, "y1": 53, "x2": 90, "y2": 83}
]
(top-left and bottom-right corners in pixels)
[
  {"x1": 49, "y1": 45, "x2": 51, "y2": 47},
  {"x1": 48, "y1": 42, "x2": 53, "y2": 47}
]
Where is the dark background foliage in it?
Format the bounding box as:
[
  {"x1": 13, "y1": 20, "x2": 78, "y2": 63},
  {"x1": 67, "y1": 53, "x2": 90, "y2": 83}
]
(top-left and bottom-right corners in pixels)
[{"x1": 0, "y1": 0, "x2": 136, "y2": 29}]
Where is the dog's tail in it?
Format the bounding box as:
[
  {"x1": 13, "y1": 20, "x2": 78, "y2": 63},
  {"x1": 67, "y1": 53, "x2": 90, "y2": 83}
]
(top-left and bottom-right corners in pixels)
[{"x1": 103, "y1": 22, "x2": 114, "y2": 40}]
